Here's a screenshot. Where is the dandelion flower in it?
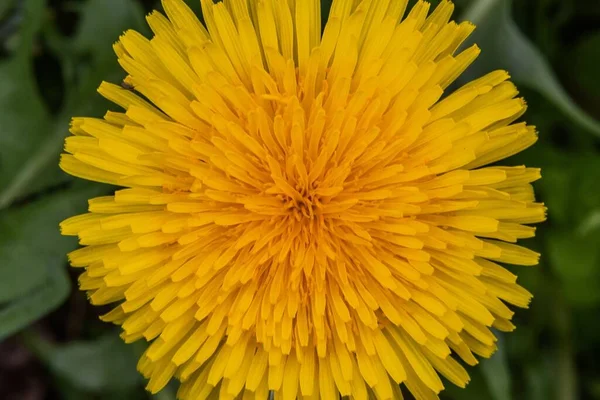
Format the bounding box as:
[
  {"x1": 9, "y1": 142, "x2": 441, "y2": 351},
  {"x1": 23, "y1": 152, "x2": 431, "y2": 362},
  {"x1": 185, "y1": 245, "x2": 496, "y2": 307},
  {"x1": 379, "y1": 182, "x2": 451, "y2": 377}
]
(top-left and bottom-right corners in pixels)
[{"x1": 60, "y1": 0, "x2": 546, "y2": 398}]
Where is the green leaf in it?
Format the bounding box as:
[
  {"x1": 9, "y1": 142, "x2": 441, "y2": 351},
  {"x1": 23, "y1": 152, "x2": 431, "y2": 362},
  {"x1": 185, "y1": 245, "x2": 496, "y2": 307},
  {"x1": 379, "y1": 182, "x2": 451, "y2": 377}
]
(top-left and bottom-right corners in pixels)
[
  {"x1": 152, "y1": 382, "x2": 178, "y2": 400},
  {"x1": 571, "y1": 160, "x2": 600, "y2": 223},
  {"x1": 547, "y1": 230, "x2": 599, "y2": 281},
  {"x1": 480, "y1": 336, "x2": 512, "y2": 400},
  {"x1": 539, "y1": 166, "x2": 570, "y2": 226},
  {"x1": 547, "y1": 229, "x2": 600, "y2": 307},
  {"x1": 519, "y1": 148, "x2": 600, "y2": 226},
  {"x1": 48, "y1": 333, "x2": 142, "y2": 392},
  {"x1": 0, "y1": 183, "x2": 102, "y2": 302},
  {"x1": 0, "y1": 183, "x2": 106, "y2": 339},
  {"x1": 73, "y1": 0, "x2": 146, "y2": 67},
  {"x1": 578, "y1": 210, "x2": 600, "y2": 237},
  {"x1": 554, "y1": 340, "x2": 579, "y2": 400},
  {"x1": 0, "y1": 0, "x2": 53, "y2": 209},
  {"x1": 525, "y1": 355, "x2": 557, "y2": 400},
  {"x1": 0, "y1": 0, "x2": 145, "y2": 210},
  {"x1": 567, "y1": 32, "x2": 600, "y2": 104},
  {"x1": 509, "y1": 144, "x2": 570, "y2": 225},
  {"x1": 460, "y1": 0, "x2": 600, "y2": 137},
  {"x1": 0, "y1": 260, "x2": 69, "y2": 340},
  {"x1": 442, "y1": 366, "x2": 492, "y2": 399},
  {"x1": 63, "y1": 0, "x2": 146, "y2": 119},
  {"x1": 0, "y1": 0, "x2": 14, "y2": 20}
]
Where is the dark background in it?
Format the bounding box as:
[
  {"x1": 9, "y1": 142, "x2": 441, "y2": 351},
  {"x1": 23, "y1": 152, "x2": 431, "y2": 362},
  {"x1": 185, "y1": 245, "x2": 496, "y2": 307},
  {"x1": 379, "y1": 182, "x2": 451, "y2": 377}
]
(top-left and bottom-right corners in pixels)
[{"x1": 1, "y1": 0, "x2": 599, "y2": 399}]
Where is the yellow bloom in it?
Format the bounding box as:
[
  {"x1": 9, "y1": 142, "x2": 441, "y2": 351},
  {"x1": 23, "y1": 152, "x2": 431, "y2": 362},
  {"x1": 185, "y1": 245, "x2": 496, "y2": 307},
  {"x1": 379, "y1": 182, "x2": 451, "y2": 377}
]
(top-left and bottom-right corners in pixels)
[{"x1": 60, "y1": 0, "x2": 545, "y2": 398}]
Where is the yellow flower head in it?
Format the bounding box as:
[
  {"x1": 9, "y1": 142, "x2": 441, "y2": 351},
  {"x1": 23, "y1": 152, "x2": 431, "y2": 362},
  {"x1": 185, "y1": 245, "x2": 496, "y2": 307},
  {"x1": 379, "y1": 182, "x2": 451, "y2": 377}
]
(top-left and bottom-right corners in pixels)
[{"x1": 60, "y1": 0, "x2": 546, "y2": 399}]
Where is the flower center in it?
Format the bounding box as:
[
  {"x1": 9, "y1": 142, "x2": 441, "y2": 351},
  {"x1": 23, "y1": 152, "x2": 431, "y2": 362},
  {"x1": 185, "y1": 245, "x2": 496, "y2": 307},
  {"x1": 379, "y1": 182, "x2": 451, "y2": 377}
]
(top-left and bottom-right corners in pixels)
[{"x1": 283, "y1": 188, "x2": 320, "y2": 221}]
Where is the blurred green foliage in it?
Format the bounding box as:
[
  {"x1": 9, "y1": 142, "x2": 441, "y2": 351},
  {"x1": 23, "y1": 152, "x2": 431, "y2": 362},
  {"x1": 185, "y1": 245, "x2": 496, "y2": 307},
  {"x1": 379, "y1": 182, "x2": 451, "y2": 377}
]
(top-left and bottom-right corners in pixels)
[{"x1": 0, "y1": 0, "x2": 599, "y2": 399}]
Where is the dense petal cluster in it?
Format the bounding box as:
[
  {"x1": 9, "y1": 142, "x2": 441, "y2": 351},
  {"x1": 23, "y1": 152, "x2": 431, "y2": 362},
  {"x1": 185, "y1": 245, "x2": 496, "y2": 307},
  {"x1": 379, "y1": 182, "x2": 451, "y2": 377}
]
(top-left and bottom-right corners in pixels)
[{"x1": 60, "y1": 0, "x2": 545, "y2": 399}]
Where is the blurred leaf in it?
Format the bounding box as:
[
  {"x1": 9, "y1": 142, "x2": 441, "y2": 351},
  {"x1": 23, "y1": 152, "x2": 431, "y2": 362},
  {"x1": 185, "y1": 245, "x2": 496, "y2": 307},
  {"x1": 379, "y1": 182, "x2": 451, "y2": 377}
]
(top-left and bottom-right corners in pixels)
[
  {"x1": 0, "y1": 183, "x2": 105, "y2": 339},
  {"x1": 480, "y1": 336, "x2": 512, "y2": 400},
  {"x1": 153, "y1": 382, "x2": 178, "y2": 400},
  {"x1": 571, "y1": 158, "x2": 600, "y2": 223},
  {"x1": 442, "y1": 366, "x2": 492, "y2": 400},
  {"x1": 0, "y1": 0, "x2": 53, "y2": 209},
  {"x1": 590, "y1": 382, "x2": 600, "y2": 400},
  {"x1": 0, "y1": 214, "x2": 55, "y2": 301},
  {"x1": 571, "y1": 307, "x2": 600, "y2": 354},
  {"x1": 0, "y1": 261, "x2": 69, "y2": 340},
  {"x1": 50, "y1": 382, "x2": 147, "y2": 400},
  {"x1": 51, "y1": 380, "x2": 90, "y2": 400},
  {"x1": 555, "y1": 340, "x2": 579, "y2": 400},
  {"x1": 579, "y1": 210, "x2": 600, "y2": 237},
  {"x1": 569, "y1": 32, "x2": 600, "y2": 105},
  {"x1": 0, "y1": 182, "x2": 106, "y2": 302},
  {"x1": 548, "y1": 231, "x2": 600, "y2": 281},
  {"x1": 74, "y1": 0, "x2": 146, "y2": 67},
  {"x1": 547, "y1": 229, "x2": 600, "y2": 307},
  {"x1": 48, "y1": 333, "x2": 141, "y2": 392},
  {"x1": 558, "y1": 278, "x2": 600, "y2": 309},
  {"x1": 0, "y1": 0, "x2": 14, "y2": 20},
  {"x1": 460, "y1": 0, "x2": 600, "y2": 137},
  {"x1": 519, "y1": 145, "x2": 600, "y2": 227},
  {"x1": 525, "y1": 355, "x2": 557, "y2": 400},
  {"x1": 66, "y1": 0, "x2": 145, "y2": 116},
  {"x1": 515, "y1": 144, "x2": 570, "y2": 225},
  {"x1": 0, "y1": 0, "x2": 145, "y2": 209},
  {"x1": 539, "y1": 164, "x2": 571, "y2": 226}
]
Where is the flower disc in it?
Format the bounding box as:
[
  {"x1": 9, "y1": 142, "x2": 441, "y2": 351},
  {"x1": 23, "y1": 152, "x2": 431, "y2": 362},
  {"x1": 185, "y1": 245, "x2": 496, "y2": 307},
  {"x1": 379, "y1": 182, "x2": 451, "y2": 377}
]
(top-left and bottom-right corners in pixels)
[{"x1": 60, "y1": 0, "x2": 546, "y2": 399}]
